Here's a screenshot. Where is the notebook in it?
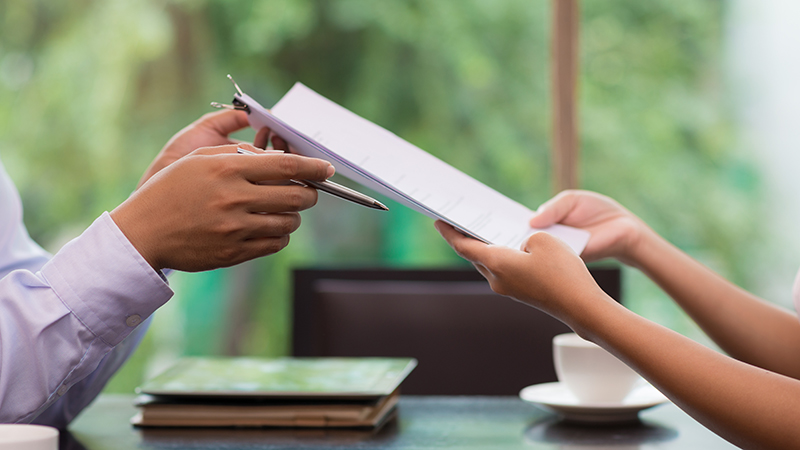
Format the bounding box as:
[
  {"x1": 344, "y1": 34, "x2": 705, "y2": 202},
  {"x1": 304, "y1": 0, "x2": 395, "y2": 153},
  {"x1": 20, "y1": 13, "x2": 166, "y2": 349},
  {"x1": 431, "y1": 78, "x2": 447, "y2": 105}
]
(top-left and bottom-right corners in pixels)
[
  {"x1": 132, "y1": 357, "x2": 416, "y2": 428},
  {"x1": 131, "y1": 389, "x2": 400, "y2": 428}
]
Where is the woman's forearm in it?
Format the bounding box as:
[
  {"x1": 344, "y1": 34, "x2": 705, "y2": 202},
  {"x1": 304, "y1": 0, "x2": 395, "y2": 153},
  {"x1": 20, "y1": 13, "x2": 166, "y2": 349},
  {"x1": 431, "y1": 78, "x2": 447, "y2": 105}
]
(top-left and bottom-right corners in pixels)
[
  {"x1": 627, "y1": 228, "x2": 800, "y2": 378},
  {"x1": 581, "y1": 301, "x2": 800, "y2": 450}
]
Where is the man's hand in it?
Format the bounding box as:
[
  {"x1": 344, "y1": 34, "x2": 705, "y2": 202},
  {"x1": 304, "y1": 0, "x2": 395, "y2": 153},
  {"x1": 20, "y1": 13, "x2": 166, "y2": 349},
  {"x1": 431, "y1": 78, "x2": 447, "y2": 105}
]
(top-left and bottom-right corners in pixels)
[
  {"x1": 111, "y1": 144, "x2": 334, "y2": 272},
  {"x1": 137, "y1": 110, "x2": 250, "y2": 188}
]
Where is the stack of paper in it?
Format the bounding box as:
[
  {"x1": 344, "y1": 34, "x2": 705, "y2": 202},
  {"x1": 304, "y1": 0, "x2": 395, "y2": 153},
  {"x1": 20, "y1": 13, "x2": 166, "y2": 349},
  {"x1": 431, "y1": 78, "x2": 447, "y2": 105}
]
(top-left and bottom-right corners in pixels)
[
  {"x1": 234, "y1": 83, "x2": 589, "y2": 253},
  {"x1": 132, "y1": 357, "x2": 416, "y2": 428}
]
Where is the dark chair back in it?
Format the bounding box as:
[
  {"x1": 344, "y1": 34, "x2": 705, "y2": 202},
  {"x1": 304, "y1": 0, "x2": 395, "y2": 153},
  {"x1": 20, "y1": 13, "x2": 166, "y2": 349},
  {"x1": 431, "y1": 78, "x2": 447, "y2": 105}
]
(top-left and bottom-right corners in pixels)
[{"x1": 292, "y1": 267, "x2": 621, "y2": 395}]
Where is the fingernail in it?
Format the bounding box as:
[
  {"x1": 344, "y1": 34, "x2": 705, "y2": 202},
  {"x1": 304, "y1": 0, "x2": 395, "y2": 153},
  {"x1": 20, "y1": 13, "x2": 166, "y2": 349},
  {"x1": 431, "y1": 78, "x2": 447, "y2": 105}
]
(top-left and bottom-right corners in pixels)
[{"x1": 326, "y1": 164, "x2": 335, "y2": 178}]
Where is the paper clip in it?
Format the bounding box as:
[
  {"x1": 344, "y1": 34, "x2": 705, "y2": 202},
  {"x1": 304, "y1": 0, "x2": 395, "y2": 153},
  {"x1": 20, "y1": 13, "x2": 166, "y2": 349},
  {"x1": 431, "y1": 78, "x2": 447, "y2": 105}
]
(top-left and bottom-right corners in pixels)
[{"x1": 210, "y1": 75, "x2": 250, "y2": 112}]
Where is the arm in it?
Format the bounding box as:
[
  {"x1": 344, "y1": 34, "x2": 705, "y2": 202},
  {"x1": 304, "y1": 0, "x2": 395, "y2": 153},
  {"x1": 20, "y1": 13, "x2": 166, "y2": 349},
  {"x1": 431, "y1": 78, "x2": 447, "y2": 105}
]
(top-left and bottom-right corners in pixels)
[
  {"x1": 530, "y1": 190, "x2": 800, "y2": 379},
  {"x1": 0, "y1": 111, "x2": 333, "y2": 425},
  {"x1": 0, "y1": 110, "x2": 250, "y2": 426},
  {"x1": 630, "y1": 227, "x2": 800, "y2": 379},
  {"x1": 0, "y1": 157, "x2": 170, "y2": 426},
  {"x1": 436, "y1": 221, "x2": 800, "y2": 450},
  {"x1": 0, "y1": 211, "x2": 172, "y2": 426},
  {"x1": 588, "y1": 294, "x2": 800, "y2": 450}
]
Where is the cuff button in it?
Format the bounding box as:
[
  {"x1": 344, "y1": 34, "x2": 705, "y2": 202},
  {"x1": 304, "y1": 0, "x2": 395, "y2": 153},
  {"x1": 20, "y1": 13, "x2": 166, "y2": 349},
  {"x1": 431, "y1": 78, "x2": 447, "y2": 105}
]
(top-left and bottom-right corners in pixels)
[{"x1": 125, "y1": 314, "x2": 142, "y2": 327}]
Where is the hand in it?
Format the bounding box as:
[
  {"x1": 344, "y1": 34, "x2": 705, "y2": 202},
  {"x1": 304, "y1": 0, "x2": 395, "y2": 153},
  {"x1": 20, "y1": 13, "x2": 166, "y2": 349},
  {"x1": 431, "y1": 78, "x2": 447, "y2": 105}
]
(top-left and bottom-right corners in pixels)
[
  {"x1": 111, "y1": 143, "x2": 334, "y2": 272},
  {"x1": 252, "y1": 124, "x2": 291, "y2": 154},
  {"x1": 137, "y1": 110, "x2": 250, "y2": 188},
  {"x1": 529, "y1": 190, "x2": 649, "y2": 265},
  {"x1": 435, "y1": 221, "x2": 614, "y2": 331}
]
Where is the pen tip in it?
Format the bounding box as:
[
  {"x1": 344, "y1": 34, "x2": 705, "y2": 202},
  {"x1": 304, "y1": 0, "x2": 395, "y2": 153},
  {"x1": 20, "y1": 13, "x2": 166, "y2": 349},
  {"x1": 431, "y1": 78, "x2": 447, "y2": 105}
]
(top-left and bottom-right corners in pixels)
[{"x1": 376, "y1": 201, "x2": 389, "y2": 211}]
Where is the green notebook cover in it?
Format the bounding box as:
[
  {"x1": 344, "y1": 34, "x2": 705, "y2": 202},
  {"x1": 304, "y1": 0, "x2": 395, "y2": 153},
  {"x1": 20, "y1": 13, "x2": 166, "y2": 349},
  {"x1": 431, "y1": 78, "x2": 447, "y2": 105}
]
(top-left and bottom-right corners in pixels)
[{"x1": 137, "y1": 357, "x2": 417, "y2": 399}]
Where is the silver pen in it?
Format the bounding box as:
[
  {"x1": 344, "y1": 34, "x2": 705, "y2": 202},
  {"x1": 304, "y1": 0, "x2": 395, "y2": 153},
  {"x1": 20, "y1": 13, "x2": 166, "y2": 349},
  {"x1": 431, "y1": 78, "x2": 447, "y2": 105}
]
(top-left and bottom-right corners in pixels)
[{"x1": 236, "y1": 147, "x2": 389, "y2": 211}]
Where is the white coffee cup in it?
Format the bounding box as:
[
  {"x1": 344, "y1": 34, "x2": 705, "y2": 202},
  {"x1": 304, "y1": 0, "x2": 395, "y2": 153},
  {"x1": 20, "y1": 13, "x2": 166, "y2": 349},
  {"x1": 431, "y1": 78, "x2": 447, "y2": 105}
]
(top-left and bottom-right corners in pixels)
[
  {"x1": 553, "y1": 333, "x2": 641, "y2": 404},
  {"x1": 0, "y1": 424, "x2": 58, "y2": 450}
]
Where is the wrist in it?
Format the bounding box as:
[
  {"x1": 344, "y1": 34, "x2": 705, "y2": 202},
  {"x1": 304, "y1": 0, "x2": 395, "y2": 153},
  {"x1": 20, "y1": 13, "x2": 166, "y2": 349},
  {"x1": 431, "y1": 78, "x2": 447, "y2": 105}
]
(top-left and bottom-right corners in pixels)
[
  {"x1": 624, "y1": 225, "x2": 669, "y2": 273},
  {"x1": 567, "y1": 289, "x2": 629, "y2": 341},
  {"x1": 109, "y1": 201, "x2": 163, "y2": 272}
]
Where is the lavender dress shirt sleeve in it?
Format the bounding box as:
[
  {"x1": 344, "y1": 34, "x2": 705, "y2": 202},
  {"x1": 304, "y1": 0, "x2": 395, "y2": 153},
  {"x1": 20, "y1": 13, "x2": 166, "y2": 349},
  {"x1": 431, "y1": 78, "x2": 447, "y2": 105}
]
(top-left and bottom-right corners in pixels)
[{"x1": 0, "y1": 159, "x2": 173, "y2": 427}]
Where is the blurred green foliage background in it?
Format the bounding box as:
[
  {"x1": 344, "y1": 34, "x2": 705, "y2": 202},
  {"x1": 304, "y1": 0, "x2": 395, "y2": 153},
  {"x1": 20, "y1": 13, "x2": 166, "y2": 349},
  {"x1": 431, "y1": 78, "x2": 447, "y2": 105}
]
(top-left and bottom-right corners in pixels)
[{"x1": 0, "y1": 0, "x2": 763, "y2": 393}]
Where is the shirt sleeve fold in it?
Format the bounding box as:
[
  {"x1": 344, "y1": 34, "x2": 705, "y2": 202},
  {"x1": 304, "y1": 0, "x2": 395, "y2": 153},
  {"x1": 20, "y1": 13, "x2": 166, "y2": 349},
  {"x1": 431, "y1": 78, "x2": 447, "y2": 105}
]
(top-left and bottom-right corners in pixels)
[{"x1": 0, "y1": 212, "x2": 173, "y2": 425}]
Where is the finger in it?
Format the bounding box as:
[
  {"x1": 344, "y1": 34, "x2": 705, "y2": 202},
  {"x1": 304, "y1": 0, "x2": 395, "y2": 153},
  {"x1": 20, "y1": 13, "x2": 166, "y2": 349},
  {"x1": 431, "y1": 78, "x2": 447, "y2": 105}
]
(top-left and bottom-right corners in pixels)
[
  {"x1": 254, "y1": 127, "x2": 271, "y2": 150},
  {"x1": 471, "y1": 261, "x2": 493, "y2": 281},
  {"x1": 434, "y1": 221, "x2": 489, "y2": 263},
  {"x1": 236, "y1": 142, "x2": 266, "y2": 154},
  {"x1": 522, "y1": 232, "x2": 543, "y2": 253},
  {"x1": 246, "y1": 235, "x2": 291, "y2": 257},
  {"x1": 197, "y1": 110, "x2": 250, "y2": 136},
  {"x1": 242, "y1": 212, "x2": 302, "y2": 238},
  {"x1": 238, "y1": 143, "x2": 287, "y2": 157},
  {"x1": 192, "y1": 146, "x2": 333, "y2": 183},
  {"x1": 529, "y1": 190, "x2": 580, "y2": 228},
  {"x1": 243, "y1": 184, "x2": 319, "y2": 213},
  {"x1": 191, "y1": 144, "x2": 241, "y2": 156},
  {"x1": 221, "y1": 236, "x2": 292, "y2": 267},
  {"x1": 522, "y1": 231, "x2": 576, "y2": 256},
  {"x1": 271, "y1": 133, "x2": 288, "y2": 152},
  {"x1": 192, "y1": 143, "x2": 274, "y2": 156},
  {"x1": 238, "y1": 153, "x2": 334, "y2": 182}
]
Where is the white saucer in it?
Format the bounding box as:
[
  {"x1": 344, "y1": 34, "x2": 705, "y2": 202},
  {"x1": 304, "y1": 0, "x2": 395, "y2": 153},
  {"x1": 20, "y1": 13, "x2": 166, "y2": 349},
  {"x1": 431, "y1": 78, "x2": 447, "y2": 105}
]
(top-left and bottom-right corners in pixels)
[{"x1": 519, "y1": 381, "x2": 669, "y2": 424}]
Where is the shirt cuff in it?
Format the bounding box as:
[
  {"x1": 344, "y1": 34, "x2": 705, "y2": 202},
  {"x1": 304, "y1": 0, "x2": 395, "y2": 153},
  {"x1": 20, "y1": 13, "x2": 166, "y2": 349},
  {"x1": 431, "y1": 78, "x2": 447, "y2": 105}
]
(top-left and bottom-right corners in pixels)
[{"x1": 40, "y1": 212, "x2": 173, "y2": 347}]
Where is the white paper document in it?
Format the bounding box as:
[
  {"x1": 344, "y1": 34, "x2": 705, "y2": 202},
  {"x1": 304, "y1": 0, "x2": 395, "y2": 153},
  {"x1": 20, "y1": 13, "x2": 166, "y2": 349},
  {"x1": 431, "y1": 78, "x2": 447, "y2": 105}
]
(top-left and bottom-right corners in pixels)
[{"x1": 235, "y1": 83, "x2": 590, "y2": 253}]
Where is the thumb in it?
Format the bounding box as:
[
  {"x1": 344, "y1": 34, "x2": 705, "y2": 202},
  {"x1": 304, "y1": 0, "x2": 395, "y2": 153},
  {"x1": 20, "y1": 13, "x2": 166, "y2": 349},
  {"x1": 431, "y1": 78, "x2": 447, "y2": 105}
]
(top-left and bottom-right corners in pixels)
[
  {"x1": 199, "y1": 109, "x2": 251, "y2": 136},
  {"x1": 529, "y1": 190, "x2": 579, "y2": 229}
]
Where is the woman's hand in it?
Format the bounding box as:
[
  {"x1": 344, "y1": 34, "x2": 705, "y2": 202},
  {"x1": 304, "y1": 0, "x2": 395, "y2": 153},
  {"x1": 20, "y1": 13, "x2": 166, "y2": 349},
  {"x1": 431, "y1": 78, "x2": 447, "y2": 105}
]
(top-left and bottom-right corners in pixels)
[
  {"x1": 530, "y1": 190, "x2": 649, "y2": 266},
  {"x1": 137, "y1": 110, "x2": 250, "y2": 188},
  {"x1": 435, "y1": 221, "x2": 616, "y2": 333}
]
